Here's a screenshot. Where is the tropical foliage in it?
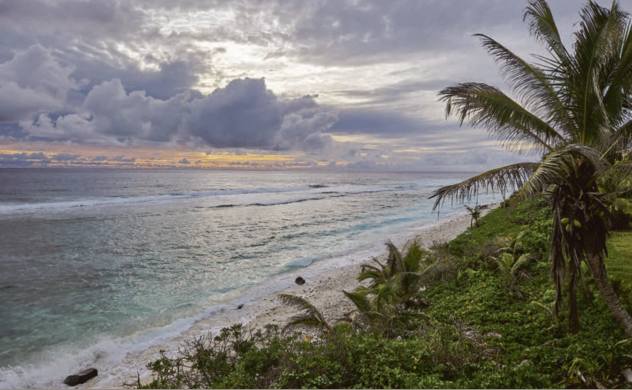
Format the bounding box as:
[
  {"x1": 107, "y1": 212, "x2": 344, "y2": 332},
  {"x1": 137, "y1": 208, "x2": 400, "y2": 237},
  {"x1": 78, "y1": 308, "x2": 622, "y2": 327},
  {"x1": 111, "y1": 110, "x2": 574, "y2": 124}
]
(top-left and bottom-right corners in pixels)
[
  {"x1": 431, "y1": 0, "x2": 632, "y2": 337},
  {"x1": 465, "y1": 204, "x2": 484, "y2": 227},
  {"x1": 278, "y1": 240, "x2": 453, "y2": 338},
  {"x1": 141, "y1": 205, "x2": 632, "y2": 389},
  {"x1": 493, "y1": 233, "x2": 537, "y2": 290}
]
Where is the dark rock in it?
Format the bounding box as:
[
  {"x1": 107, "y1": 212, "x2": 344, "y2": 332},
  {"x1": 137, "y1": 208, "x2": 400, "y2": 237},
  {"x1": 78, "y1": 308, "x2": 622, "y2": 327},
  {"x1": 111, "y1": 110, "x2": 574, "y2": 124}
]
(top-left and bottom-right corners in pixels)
[
  {"x1": 295, "y1": 276, "x2": 306, "y2": 285},
  {"x1": 63, "y1": 368, "x2": 98, "y2": 386},
  {"x1": 237, "y1": 304, "x2": 244, "y2": 309}
]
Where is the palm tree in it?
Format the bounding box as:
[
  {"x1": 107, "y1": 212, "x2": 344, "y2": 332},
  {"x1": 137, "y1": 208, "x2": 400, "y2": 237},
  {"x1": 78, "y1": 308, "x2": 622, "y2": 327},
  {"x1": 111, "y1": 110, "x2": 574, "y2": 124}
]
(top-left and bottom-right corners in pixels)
[
  {"x1": 431, "y1": 0, "x2": 632, "y2": 337},
  {"x1": 464, "y1": 204, "x2": 483, "y2": 227},
  {"x1": 278, "y1": 293, "x2": 332, "y2": 335}
]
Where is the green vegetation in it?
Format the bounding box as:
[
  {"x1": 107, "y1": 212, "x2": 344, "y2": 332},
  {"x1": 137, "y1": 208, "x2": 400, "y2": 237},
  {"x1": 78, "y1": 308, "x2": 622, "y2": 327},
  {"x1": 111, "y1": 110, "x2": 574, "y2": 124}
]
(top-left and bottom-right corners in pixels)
[
  {"x1": 141, "y1": 199, "x2": 632, "y2": 389},
  {"x1": 431, "y1": 0, "x2": 632, "y2": 337},
  {"x1": 607, "y1": 232, "x2": 632, "y2": 284},
  {"x1": 140, "y1": 1, "x2": 632, "y2": 387}
]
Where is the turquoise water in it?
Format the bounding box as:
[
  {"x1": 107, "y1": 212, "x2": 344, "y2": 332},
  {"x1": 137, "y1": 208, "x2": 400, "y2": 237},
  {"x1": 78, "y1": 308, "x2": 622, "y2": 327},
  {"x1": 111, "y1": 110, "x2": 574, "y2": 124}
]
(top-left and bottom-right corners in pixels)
[{"x1": 0, "y1": 169, "x2": 494, "y2": 388}]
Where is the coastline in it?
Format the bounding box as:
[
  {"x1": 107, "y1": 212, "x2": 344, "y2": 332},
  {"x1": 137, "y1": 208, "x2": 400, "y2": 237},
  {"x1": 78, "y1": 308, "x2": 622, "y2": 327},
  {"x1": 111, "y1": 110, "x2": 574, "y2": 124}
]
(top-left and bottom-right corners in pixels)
[{"x1": 84, "y1": 204, "x2": 497, "y2": 389}]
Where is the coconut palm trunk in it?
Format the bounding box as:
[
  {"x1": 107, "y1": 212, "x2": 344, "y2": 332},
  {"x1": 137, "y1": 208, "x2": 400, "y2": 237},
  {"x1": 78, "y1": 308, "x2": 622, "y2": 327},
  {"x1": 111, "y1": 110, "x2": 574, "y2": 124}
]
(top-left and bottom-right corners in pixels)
[{"x1": 583, "y1": 233, "x2": 632, "y2": 336}]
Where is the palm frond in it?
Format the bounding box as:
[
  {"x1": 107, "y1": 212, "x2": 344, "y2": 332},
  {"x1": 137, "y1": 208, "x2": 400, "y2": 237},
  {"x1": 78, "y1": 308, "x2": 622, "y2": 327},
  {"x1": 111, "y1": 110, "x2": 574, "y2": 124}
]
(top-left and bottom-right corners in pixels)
[
  {"x1": 529, "y1": 300, "x2": 554, "y2": 315},
  {"x1": 475, "y1": 33, "x2": 570, "y2": 139},
  {"x1": 418, "y1": 258, "x2": 455, "y2": 281},
  {"x1": 278, "y1": 294, "x2": 331, "y2": 334},
  {"x1": 512, "y1": 253, "x2": 537, "y2": 275},
  {"x1": 494, "y1": 253, "x2": 515, "y2": 274},
  {"x1": 524, "y1": 0, "x2": 572, "y2": 66},
  {"x1": 385, "y1": 240, "x2": 403, "y2": 274},
  {"x1": 572, "y1": 1, "x2": 628, "y2": 144},
  {"x1": 602, "y1": 21, "x2": 632, "y2": 128},
  {"x1": 342, "y1": 290, "x2": 373, "y2": 314},
  {"x1": 283, "y1": 316, "x2": 329, "y2": 334},
  {"x1": 614, "y1": 117, "x2": 632, "y2": 148},
  {"x1": 402, "y1": 241, "x2": 424, "y2": 273},
  {"x1": 430, "y1": 162, "x2": 540, "y2": 210},
  {"x1": 358, "y1": 256, "x2": 391, "y2": 282},
  {"x1": 396, "y1": 271, "x2": 422, "y2": 297},
  {"x1": 518, "y1": 144, "x2": 608, "y2": 199},
  {"x1": 375, "y1": 280, "x2": 399, "y2": 310},
  {"x1": 439, "y1": 83, "x2": 557, "y2": 154}
]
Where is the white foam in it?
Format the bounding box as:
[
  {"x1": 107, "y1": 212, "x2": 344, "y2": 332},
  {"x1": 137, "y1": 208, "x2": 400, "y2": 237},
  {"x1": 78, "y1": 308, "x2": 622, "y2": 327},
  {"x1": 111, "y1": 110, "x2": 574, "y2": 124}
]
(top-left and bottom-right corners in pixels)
[
  {"x1": 0, "y1": 183, "x2": 409, "y2": 217},
  {"x1": 0, "y1": 195, "x2": 494, "y2": 389},
  {"x1": 0, "y1": 208, "x2": 451, "y2": 389}
]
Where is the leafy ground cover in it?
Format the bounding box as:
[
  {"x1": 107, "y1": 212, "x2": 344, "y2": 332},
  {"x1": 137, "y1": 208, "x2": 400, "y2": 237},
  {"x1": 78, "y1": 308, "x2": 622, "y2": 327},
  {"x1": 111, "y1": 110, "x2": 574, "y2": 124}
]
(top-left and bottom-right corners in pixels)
[
  {"x1": 607, "y1": 232, "x2": 632, "y2": 285},
  {"x1": 141, "y1": 199, "x2": 632, "y2": 389}
]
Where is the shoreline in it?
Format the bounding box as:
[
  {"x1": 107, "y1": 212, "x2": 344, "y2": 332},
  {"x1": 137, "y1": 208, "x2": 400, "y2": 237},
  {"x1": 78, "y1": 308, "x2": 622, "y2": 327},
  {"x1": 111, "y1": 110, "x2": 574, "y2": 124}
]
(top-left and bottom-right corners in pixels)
[{"x1": 84, "y1": 204, "x2": 496, "y2": 389}]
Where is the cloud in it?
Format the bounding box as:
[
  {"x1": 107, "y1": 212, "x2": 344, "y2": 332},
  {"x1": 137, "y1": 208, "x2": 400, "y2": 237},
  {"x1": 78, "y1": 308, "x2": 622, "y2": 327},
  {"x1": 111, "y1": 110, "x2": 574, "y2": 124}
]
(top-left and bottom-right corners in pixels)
[
  {"x1": 276, "y1": 110, "x2": 337, "y2": 151},
  {"x1": 112, "y1": 156, "x2": 136, "y2": 162},
  {"x1": 0, "y1": 0, "x2": 143, "y2": 40},
  {"x1": 329, "y1": 109, "x2": 428, "y2": 136},
  {"x1": 186, "y1": 78, "x2": 283, "y2": 148},
  {"x1": 51, "y1": 153, "x2": 81, "y2": 161},
  {"x1": 0, "y1": 45, "x2": 77, "y2": 122},
  {"x1": 19, "y1": 76, "x2": 338, "y2": 150},
  {"x1": 0, "y1": 152, "x2": 50, "y2": 167},
  {"x1": 0, "y1": 0, "x2": 597, "y2": 171},
  {"x1": 20, "y1": 113, "x2": 101, "y2": 143},
  {"x1": 66, "y1": 56, "x2": 202, "y2": 100},
  {"x1": 178, "y1": 158, "x2": 190, "y2": 164},
  {"x1": 186, "y1": 78, "x2": 336, "y2": 150},
  {"x1": 82, "y1": 79, "x2": 189, "y2": 143}
]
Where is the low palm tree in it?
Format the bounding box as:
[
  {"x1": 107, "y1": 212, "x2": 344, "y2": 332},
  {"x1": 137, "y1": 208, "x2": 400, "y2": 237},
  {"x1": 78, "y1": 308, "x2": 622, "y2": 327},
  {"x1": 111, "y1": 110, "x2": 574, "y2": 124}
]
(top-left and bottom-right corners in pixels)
[
  {"x1": 346, "y1": 241, "x2": 449, "y2": 336},
  {"x1": 431, "y1": 0, "x2": 632, "y2": 336},
  {"x1": 278, "y1": 293, "x2": 332, "y2": 335},
  {"x1": 280, "y1": 241, "x2": 443, "y2": 338},
  {"x1": 464, "y1": 205, "x2": 483, "y2": 227}
]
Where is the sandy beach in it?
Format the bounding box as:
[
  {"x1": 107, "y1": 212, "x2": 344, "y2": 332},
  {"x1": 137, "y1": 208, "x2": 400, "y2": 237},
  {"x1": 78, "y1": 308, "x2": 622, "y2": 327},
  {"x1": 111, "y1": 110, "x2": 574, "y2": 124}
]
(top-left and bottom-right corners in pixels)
[
  {"x1": 86, "y1": 205, "x2": 496, "y2": 389},
  {"x1": 242, "y1": 206, "x2": 495, "y2": 334}
]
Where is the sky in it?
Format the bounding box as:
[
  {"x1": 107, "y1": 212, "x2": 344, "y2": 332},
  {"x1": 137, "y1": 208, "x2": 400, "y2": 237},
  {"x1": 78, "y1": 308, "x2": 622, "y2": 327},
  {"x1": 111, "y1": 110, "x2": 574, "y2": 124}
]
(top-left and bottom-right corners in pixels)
[{"x1": 0, "y1": 0, "x2": 602, "y2": 170}]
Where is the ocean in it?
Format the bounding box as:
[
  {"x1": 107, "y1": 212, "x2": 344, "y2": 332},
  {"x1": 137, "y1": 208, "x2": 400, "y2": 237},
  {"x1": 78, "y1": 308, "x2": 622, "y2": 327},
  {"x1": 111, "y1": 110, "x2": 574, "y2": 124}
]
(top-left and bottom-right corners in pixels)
[{"x1": 0, "y1": 169, "x2": 494, "y2": 388}]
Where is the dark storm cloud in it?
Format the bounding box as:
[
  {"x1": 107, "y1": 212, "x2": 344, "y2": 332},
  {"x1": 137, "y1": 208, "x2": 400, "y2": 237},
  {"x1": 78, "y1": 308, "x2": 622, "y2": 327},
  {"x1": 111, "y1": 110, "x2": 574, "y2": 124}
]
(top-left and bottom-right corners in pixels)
[
  {"x1": 186, "y1": 78, "x2": 336, "y2": 150},
  {"x1": 186, "y1": 78, "x2": 284, "y2": 148}
]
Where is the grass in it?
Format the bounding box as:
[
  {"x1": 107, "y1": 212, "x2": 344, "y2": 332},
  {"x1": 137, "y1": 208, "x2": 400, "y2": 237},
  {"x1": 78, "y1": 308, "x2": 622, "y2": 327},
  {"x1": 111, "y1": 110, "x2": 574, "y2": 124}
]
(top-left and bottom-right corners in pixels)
[{"x1": 607, "y1": 232, "x2": 632, "y2": 285}]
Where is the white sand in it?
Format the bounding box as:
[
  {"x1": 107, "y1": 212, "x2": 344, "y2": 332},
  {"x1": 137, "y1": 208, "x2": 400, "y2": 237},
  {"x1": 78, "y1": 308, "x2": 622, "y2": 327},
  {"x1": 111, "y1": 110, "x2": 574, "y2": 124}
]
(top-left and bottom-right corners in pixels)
[
  {"x1": 244, "y1": 206, "x2": 494, "y2": 332},
  {"x1": 86, "y1": 205, "x2": 496, "y2": 389}
]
